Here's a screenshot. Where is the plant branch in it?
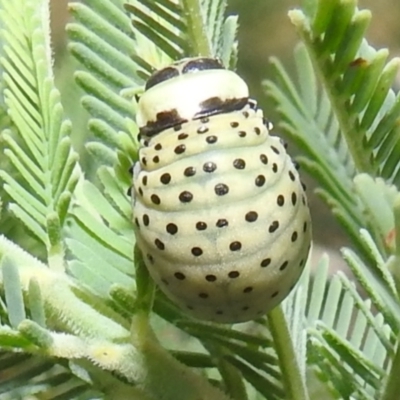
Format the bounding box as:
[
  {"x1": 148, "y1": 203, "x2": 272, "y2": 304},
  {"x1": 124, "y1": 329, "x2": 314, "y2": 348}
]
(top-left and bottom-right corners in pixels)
[
  {"x1": 289, "y1": 9, "x2": 374, "y2": 174},
  {"x1": 181, "y1": 0, "x2": 213, "y2": 57},
  {"x1": 267, "y1": 306, "x2": 309, "y2": 400}
]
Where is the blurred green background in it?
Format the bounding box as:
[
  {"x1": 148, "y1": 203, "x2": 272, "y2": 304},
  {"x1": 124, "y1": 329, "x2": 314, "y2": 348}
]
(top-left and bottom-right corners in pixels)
[{"x1": 49, "y1": 0, "x2": 400, "y2": 269}]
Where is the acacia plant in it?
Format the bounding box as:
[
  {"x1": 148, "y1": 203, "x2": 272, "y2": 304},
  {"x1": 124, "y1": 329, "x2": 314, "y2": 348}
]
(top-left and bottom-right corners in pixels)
[{"x1": 0, "y1": 0, "x2": 400, "y2": 399}]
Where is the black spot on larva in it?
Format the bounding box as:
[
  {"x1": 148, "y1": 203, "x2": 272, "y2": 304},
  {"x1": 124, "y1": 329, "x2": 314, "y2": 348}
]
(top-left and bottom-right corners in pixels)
[
  {"x1": 260, "y1": 154, "x2": 268, "y2": 164},
  {"x1": 147, "y1": 254, "x2": 154, "y2": 264},
  {"x1": 215, "y1": 183, "x2": 229, "y2": 196},
  {"x1": 233, "y1": 159, "x2": 246, "y2": 169},
  {"x1": 127, "y1": 186, "x2": 132, "y2": 196},
  {"x1": 255, "y1": 175, "x2": 266, "y2": 187},
  {"x1": 299, "y1": 259, "x2": 305, "y2": 268},
  {"x1": 174, "y1": 272, "x2": 185, "y2": 280},
  {"x1": 254, "y1": 127, "x2": 261, "y2": 135},
  {"x1": 271, "y1": 291, "x2": 279, "y2": 298},
  {"x1": 197, "y1": 125, "x2": 209, "y2": 134},
  {"x1": 151, "y1": 194, "x2": 160, "y2": 205},
  {"x1": 277, "y1": 195, "x2": 284, "y2": 206},
  {"x1": 198, "y1": 292, "x2": 208, "y2": 299},
  {"x1": 200, "y1": 117, "x2": 209, "y2": 123},
  {"x1": 206, "y1": 275, "x2": 217, "y2": 282},
  {"x1": 134, "y1": 217, "x2": 139, "y2": 227},
  {"x1": 178, "y1": 133, "x2": 188, "y2": 140},
  {"x1": 302, "y1": 195, "x2": 306, "y2": 205},
  {"x1": 128, "y1": 164, "x2": 134, "y2": 175},
  {"x1": 243, "y1": 111, "x2": 249, "y2": 118},
  {"x1": 230, "y1": 241, "x2": 242, "y2": 251},
  {"x1": 142, "y1": 157, "x2": 147, "y2": 166},
  {"x1": 216, "y1": 310, "x2": 223, "y2": 315},
  {"x1": 269, "y1": 221, "x2": 279, "y2": 233},
  {"x1": 243, "y1": 286, "x2": 253, "y2": 293},
  {"x1": 154, "y1": 143, "x2": 162, "y2": 151},
  {"x1": 280, "y1": 261, "x2": 288, "y2": 271},
  {"x1": 294, "y1": 161, "x2": 300, "y2": 170},
  {"x1": 242, "y1": 306, "x2": 249, "y2": 311},
  {"x1": 228, "y1": 271, "x2": 240, "y2": 278},
  {"x1": 203, "y1": 162, "x2": 217, "y2": 173},
  {"x1": 179, "y1": 191, "x2": 193, "y2": 203},
  {"x1": 160, "y1": 173, "x2": 171, "y2": 185},
  {"x1": 166, "y1": 223, "x2": 178, "y2": 235},
  {"x1": 153, "y1": 155, "x2": 160, "y2": 163},
  {"x1": 155, "y1": 238, "x2": 165, "y2": 250},
  {"x1": 291, "y1": 192, "x2": 297, "y2": 206},
  {"x1": 272, "y1": 163, "x2": 278, "y2": 173},
  {"x1": 192, "y1": 247, "x2": 203, "y2": 256},
  {"x1": 230, "y1": 121, "x2": 239, "y2": 128},
  {"x1": 184, "y1": 166, "x2": 196, "y2": 177},
  {"x1": 238, "y1": 131, "x2": 246, "y2": 137},
  {"x1": 289, "y1": 170, "x2": 295, "y2": 181},
  {"x1": 206, "y1": 135, "x2": 218, "y2": 144},
  {"x1": 143, "y1": 214, "x2": 150, "y2": 226},
  {"x1": 142, "y1": 175, "x2": 148, "y2": 186},
  {"x1": 303, "y1": 222, "x2": 308, "y2": 232},
  {"x1": 137, "y1": 134, "x2": 141, "y2": 143},
  {"x1": 291, "y1": 231, "x2": 298, "y2": 242},
  {"x1": 245, "y1": 211, "x2": 258, "y2": 222},
  {"x1": 174, "y1": 144, "x2": 186, "y2": 154},
  {"x1": 143, "y1": 140, "x2": 149, "y2": 147},
  {"x1": 138, "y1": 187, "x2": 143, "y2": 196},
  {"x1": 261, "y1": 258, "x2": 271, "y2": 267},
  {"x1": 271, "y1": 146, "x2": 280, "y2": 154},
  {"x1": 196, "y1": 221, "x2": 207, "y2": 230},
  {"x1": 216, "y1": 219, "x2": 228, "y2": 228},
  {"x1": 173, "y1": 124, "x2": 182, "y2": 131}
]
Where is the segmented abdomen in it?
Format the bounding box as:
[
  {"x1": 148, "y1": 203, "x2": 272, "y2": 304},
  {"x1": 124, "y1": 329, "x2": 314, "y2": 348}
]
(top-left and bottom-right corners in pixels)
[{"x1": 133, "y1": 102, "x2": 311, "y2": 323}]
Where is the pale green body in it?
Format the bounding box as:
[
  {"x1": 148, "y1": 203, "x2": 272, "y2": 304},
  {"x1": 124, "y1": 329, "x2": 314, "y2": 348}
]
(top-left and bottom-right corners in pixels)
[{"x1": 133, "y1": 101, "x2": 311, "y2": 323}]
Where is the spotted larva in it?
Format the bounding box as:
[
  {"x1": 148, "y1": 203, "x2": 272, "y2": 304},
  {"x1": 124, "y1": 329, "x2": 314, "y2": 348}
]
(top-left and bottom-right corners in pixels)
[{"x1": 132, "y1": 57, "x2": 312, "y2": 323}]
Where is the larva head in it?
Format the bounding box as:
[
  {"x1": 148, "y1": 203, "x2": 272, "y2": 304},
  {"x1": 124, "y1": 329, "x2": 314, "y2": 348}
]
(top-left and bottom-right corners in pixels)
[{"x1": 136, "y1": 57, "x2": 249, "y2": 137}]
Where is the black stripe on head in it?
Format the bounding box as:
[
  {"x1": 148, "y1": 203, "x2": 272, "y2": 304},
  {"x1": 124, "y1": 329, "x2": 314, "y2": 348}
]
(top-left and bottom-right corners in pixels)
[
  {"x1": 182, "y1": 58, "x2": 224, "y2": 74},
  {"x1": 139, "y1": 97, "x2": 250, "y2": 138},
  {"x1": 145, "y1": 67, "x2": 180, "y2": 91},
  {"x1": 195, "y1": 97, "x2": 249, "y2": 119}
]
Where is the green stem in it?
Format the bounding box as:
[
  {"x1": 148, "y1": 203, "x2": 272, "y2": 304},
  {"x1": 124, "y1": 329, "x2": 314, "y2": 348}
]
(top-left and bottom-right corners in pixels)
[
  {"x1": 203, "y1": 340, "x2": 248, "y2": 400},
  {"x1": 391, "y1": 197, "x2": 400, "y2": 297},
  {"x1": 380, "y1": 339, "x2": 400, "y2": 400},
  {"x1": 267, "y1": 306, "x2": 309, "y2": 400},
  {"x1": 130, "y1": 312, "x2": 231, "y2": 400},
  {"x1": 181, "y1": 0, "x2": 213, "y2": 57},
  {"x1": 134, "y1": 245, "x2": 155, "y2": 316}
]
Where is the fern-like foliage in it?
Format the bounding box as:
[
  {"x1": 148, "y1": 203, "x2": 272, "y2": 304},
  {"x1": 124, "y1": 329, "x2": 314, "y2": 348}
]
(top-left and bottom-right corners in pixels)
[
  {"x1": 0, "y1": 0, "x2": 80, "y2": 265},
  {"x1": 265, "y1": 1, "x2": 400, "y2": 399},
  {"x1": 265, "y1": 2, "x2": 400, "y2": 262},
  {"x1": 1, "y1": 0, "x2": 400, "y2": 399}
]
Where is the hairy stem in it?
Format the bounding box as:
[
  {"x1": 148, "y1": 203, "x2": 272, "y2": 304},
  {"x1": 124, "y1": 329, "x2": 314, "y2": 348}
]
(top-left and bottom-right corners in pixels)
[
  {"x1": 181, "y1": 0, "x2": 213, "y2": 57},
  {"x1": 268, "y1": 306, "x2": 309, "y2": 400}
]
